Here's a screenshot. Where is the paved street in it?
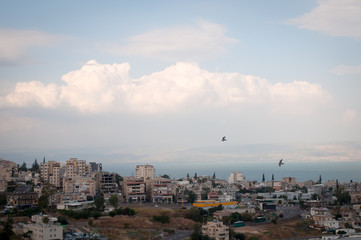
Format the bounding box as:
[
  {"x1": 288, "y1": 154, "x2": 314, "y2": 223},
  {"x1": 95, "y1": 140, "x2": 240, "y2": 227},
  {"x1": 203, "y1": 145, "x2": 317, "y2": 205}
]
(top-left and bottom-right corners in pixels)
[{"x1": 163, "y1": 230, "x2": 193, "y2": 240}]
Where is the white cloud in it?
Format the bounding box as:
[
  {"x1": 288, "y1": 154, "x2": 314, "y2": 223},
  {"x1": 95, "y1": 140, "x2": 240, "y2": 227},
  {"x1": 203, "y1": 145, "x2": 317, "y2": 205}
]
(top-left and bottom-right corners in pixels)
[
  {"x1": 60, "y1": 60, "x2": 131, "y2": 112},
  {"x1": 0, "y1": 60, "x2": 331, "y2": 115},
  {"x1": 105, "y1": 20, "x2": 238, "y2": 61},
  {"x1": 0, "y1": 29, "x2": 60, "y2": 65},
  {"x1": 0, "y1": 81, "x2": 60, "y2": 108},
  {"x1": 287, "y1": 0, "x2": 361, "y2": 40},
  {"x1": 332, "y1": 65, "x2": 361, "y2": 75},
  {"x1": 269, "y1": 81, "x2": 331, "y2": 115}
]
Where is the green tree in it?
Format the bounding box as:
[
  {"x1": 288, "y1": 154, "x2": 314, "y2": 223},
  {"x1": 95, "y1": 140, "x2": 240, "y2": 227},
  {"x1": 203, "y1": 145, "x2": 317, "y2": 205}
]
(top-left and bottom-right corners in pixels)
[
  {"x1": 115, "y1": 174, "x2": 123, "y2": 185},
  {"x1": 262, "y1": 173, "x2": 265, "y2": 182},
  {"x1": 57, "y1": 216, "x2": 68, "y2": 225},
  {"x1": 187, "y1": 190, "x2": 197, "y2": 204},
  {"x1": 208, "y1": 204, "x2": 223, "y2": 215},
  {"x1": 31, "y1": 158, "x2": 40, "y2": 172},
  {"x1": 191, "y1": 224, "x2": 201, "y2": 240},
  {"x1": 38, "y1": 193, "x2": 49, "y2": 210},
  {"x1": 334, "y1": 187, "x2": 351, "y2": 205},
  {"x1": 109, "y1": 194, "x2": 119, "y2": 210},
  {"x1": 153, "y1": 215, "x2": 170, "y2": 224},
  {"x1": 94, "y1": 195, "x2": 104, "y2": 211},
  {"x1": 212, "y1": 172, "x2": 216, "y2": 180},
  {"x1": 19, "y1": 162, "x2": 28, "y2": 171},
  {"x1": 318, "y1": 175, "x2": 322, "y2": 184},
  {"x1": 0, "y1": 192, "x2": 7, "y2": 205},
  {"x1": 161, "y1": 174, "x2": 170, "y2": 179},
  {"x1": 43, "y1": 217, "x2": 49, "y2": 224},
  {"x1": 0, "y1": 217, "x2": 14, "y2": 240},
  {"x1": 38, "y1": 185, "x2": 57, "y2": 211},
  {"x1": 186, "y1": 208, "x2": 207, "y2": 222},
  {"x1": 201, "y1": 187, "x2": 210, "y2": 200},
  {"x1": 234, "y1": 232, "x2": 246, "y2": 240}
]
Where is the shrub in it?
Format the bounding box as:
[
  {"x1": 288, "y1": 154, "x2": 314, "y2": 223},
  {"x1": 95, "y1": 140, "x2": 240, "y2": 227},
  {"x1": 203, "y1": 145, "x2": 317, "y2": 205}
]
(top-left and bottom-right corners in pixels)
[
  {"x1": 57, "y1": 216, "x2": 68, "y2": 225},
  {"x1": 153, "y1": 215, "x2": 170, "y2": 224},
  {"x1": 164, "y1": 228, "x2": 175, "y2": 234}
]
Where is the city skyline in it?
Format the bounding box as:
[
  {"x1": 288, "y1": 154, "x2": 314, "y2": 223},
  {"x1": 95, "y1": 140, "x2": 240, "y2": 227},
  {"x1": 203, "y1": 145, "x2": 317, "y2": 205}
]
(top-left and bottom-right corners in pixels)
[{"x1": 1, "y1": 1, "x2": 361, "y2": 167}]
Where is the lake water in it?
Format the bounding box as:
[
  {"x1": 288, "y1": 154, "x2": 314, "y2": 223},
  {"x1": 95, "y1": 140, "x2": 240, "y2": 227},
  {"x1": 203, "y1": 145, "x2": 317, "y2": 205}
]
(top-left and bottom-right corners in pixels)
[{"x1": 104, "y1": 161, "x2": 361, "y2": 183}]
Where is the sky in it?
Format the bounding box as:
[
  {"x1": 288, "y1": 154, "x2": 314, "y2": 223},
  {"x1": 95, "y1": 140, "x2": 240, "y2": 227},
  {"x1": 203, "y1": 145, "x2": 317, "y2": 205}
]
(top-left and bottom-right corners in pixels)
[{"x1": 1, "y1": 0, "x2": 361, "y2": 176}]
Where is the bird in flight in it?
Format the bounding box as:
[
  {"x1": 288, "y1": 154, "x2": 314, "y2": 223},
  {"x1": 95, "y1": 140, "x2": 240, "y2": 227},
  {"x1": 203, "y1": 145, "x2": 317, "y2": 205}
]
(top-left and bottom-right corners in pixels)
[
  {"x1": 222, "y1": 136, "x2": 226, "y2": 141},
  {"x1": 278, "y1": 159, "x2": 284, "y2": 167}
]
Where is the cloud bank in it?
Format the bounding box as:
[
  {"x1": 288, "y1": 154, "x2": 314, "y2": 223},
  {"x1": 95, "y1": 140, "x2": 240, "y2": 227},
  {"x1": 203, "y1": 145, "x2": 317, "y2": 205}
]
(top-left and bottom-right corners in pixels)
[
  {"x1": 0, "y1": 29, "x2": 61, "y2": 65},
  {"x1": 0, "y1": 60, "x2": 330, "y2": 114},
  {"x1": 105, "y1": 20, "x2": 238, "y2": 61},
  {"x1": 332, "y1": 65, "x2": 361, "y2": 75},
  {"x1": 287, "y1": 0, "x2": 361, "y2": 40}
]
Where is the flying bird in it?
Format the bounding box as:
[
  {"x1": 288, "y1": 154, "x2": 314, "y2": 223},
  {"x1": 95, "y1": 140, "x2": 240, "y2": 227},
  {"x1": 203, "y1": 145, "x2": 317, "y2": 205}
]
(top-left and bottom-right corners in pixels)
[
  {"x1": 222, "y1": 136, "x2": 226, "y2": 142},
  {"x1": 278, "y1": 159, "x2": 284, "y2": 167}
]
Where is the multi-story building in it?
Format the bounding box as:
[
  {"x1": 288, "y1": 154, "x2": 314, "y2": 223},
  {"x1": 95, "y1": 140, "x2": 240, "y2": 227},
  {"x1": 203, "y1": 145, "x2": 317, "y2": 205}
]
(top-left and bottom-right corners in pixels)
[
  {"x1": 63, "y1": 176, "x2": 96, "y2": 196},
  {"x1": 49, "y1": 164, "x2": 61, "y2": 188},
  {"x1": 40, "y1": 162, "x2": 49, "y2": 183},
  {"x1": 147, "y1": 177, "x2": 173, "y2": 203},
  {"x1": 7, "y1": 192, "x2": 38, "y2": 208},
  {"x1": 66, "y1": 163, "x2": 75, "y2": 179},
  {"x1": 23, "y1": 214, "x2": 63, "y2": 240},
  {"x1": 40, "y1": 161, "x2": 61, "y2": 188},
  {"x1": 0, "y1": 159, "x2": 18, "y2": 182},
  {"x1": 208, "y1": 191, "x2": 219, "y2": 201},
  {"x1": 135, "y1": 164, "x2": 155, "y2": 180},
  {"x1": 202, "y1": 220, "x2": 229, "y2": 240},
  {"x1": 122, "y1": 177, "x2": 146, "y2": 202},
  {"x1": 89, "y1": 162, "x2": 102, "y2": 172},
  {"x1": 95, "y1": 171, "x2": 117, "y2": 194},
  {"x1": 66, "y1": 158, "x2": 88, "y2": 177},
  {"x1": 228, "y1": 171, "x2": 245, "y2": 184},
  {"x1": 282, "y1": 177, "x2": 296, "y2": 186},
  {"x1": 310, "y1": 207, "x2": 339, "y2": 230}
]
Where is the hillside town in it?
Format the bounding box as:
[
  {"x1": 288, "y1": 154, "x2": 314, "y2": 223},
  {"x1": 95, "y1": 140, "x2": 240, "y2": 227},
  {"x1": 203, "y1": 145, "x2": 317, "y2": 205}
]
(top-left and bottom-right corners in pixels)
[{"x1": 0, "y1": 157, "x2": 361, "y2": 240}]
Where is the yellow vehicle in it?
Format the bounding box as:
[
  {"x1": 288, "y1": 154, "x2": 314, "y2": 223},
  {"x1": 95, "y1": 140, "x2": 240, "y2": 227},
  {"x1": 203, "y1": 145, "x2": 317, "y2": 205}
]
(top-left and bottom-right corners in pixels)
[{"x1": 192, "y1": 200, "x2": 238, "y2": 209}]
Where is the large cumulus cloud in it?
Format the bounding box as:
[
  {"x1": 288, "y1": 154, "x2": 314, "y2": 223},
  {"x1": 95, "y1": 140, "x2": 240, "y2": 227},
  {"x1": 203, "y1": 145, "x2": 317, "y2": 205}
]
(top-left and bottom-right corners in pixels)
[{"x1": 0, "y1": 60, "x2": 330, "y2": 114}]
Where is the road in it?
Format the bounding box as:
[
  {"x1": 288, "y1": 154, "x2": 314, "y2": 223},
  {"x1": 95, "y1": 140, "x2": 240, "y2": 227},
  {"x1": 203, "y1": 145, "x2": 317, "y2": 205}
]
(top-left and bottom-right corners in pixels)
[{"x1": 163, "y1": 230, "x2": 193, "y2": 240}]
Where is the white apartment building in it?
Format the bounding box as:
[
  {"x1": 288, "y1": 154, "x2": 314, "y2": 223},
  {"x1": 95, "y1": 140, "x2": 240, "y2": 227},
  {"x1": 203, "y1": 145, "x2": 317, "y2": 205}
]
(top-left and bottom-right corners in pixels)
[
  {"x1": 148, "y1": 177, "x2": 173, "y2": 203},
  {"x1": 202, "y1": 220, "x2": 229, "y2": 240},
  {"x1": 66, "y1": 158, "x2": 88, "y2": 177},
  {"x1": 122, "y1": 177, "x2": 146, "y2": 202},
  {"x1": 228, "y1": 171, "x2": 245, "y2": 184},
  {"x1": 40, "y1": 161, "x2": 61, "y2": 188},
  {"x1": 135, "y1": 164, "x2": 155, "y2": 180},
  {"x1": 310, "y1": 207, "x2": 339, "y2": 230},
  {"x1": 23, "y1": 214, "x2": 63, "y2": 240},
  {"x1": 49, "y1": 164, "x2": 61, "y2": 188}
]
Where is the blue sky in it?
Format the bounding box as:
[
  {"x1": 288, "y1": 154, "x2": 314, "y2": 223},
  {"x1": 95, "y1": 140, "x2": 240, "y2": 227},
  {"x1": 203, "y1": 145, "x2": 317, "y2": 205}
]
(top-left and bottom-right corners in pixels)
[{"x1": 1, "y1": 0, "x2": 361, "y2": 169}]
